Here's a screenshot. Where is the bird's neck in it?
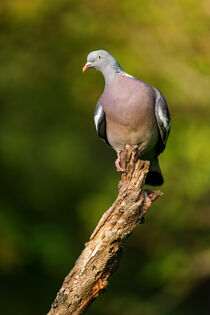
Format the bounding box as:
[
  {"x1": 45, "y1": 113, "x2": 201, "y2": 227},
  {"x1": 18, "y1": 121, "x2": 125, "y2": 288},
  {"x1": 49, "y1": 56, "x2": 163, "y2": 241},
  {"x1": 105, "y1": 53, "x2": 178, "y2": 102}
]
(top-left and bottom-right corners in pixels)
[{"x1": 102, "y1": 64, "x2": 123, "y2": 85}]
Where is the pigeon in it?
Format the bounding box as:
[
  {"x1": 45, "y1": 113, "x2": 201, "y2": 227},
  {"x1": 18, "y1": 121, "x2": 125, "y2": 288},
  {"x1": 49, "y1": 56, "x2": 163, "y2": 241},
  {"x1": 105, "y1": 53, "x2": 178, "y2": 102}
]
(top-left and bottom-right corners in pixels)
[{"x1": 83, "y1": 50, "x2": 171, "y2": 185}]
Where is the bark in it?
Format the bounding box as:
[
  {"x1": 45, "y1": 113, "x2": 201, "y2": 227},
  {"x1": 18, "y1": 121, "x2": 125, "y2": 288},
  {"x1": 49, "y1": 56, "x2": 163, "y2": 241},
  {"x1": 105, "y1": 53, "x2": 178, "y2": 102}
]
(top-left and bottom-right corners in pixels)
[{"x1": 47, "y1": 145, "x2": 162, "y2": 315}]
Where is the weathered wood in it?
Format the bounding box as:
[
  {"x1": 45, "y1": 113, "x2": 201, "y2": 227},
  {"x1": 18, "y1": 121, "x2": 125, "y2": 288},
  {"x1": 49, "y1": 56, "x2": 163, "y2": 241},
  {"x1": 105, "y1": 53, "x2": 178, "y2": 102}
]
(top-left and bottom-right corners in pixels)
[{"x1": 48, "y1": 145, "x2": 162, "y2": 315}]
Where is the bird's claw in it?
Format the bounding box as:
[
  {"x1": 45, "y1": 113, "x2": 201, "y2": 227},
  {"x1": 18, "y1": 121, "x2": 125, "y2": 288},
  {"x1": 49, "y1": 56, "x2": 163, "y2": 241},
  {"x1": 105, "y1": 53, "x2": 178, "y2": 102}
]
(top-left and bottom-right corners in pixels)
[
  {"x1": 115, "y1": 158, "x2": 125, "y2": 172},
  {"x1": 134, "y1": 148, "x2": 141, "y2": 162}
]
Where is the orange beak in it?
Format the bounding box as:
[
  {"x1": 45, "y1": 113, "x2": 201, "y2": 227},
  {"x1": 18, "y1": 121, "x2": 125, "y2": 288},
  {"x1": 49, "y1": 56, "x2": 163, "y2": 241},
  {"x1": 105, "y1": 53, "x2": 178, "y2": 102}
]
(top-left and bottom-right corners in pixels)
[{"x1": 82, "y1": 62, "x2": 92, "y2": 72}]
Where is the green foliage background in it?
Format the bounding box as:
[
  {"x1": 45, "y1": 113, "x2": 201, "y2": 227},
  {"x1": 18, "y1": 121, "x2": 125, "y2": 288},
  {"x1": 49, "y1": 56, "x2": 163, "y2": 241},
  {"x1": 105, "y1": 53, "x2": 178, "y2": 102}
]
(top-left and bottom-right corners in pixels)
[{"x1": 0, "y1": 0, "x2": 210, "y2": 314}]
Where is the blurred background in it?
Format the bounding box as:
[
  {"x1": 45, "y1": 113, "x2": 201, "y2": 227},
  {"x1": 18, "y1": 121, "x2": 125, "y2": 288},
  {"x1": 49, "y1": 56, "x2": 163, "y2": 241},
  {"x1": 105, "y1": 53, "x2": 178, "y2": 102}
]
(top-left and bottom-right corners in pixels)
[{"x1": 0, "y1": 0, "x2": 210, "y2": 314}]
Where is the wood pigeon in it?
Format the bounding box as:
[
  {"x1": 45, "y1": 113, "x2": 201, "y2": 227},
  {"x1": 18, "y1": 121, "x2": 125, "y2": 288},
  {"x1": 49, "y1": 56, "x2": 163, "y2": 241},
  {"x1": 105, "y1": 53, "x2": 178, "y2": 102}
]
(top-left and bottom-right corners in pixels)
[{"x1": 83, "y1": 50, "x2": 171, "y2": 186}]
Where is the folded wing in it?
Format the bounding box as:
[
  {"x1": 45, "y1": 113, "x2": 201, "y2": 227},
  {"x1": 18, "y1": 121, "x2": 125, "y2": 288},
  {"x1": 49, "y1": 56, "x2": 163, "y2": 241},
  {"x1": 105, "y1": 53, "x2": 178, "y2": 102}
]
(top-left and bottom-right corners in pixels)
[
  {"x1": 94, "y1": 98, "x2": 110, "y2": 145},
  {"x1": 153, "y1": 87, "x2": 171, "y2": 155}
]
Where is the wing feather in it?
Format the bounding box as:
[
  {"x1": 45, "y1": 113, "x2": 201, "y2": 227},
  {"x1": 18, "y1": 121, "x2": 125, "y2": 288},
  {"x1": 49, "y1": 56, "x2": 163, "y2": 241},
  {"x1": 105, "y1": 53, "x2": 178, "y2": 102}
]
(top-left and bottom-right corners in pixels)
[
  {"x1": 153, "y1": 87, "x2": 171, "y2": 154},
  {"x1": 94, "y1": 98, "x2": 110, "y2": 145}
]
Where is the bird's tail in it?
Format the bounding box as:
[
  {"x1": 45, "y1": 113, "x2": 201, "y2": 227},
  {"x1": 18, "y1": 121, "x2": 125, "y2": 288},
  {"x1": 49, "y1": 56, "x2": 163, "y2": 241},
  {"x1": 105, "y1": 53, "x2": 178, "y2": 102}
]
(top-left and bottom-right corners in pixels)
[{"x1": 145, "y1": 157, "x2": 163, "y2": 186}]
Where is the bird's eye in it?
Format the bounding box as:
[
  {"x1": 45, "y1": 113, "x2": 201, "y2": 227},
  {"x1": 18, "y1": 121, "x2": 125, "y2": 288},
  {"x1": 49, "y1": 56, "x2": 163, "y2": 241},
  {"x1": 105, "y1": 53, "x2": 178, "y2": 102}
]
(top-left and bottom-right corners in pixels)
[{"x1": 98, "y1": 55, "x2": 101, "y2": 59}]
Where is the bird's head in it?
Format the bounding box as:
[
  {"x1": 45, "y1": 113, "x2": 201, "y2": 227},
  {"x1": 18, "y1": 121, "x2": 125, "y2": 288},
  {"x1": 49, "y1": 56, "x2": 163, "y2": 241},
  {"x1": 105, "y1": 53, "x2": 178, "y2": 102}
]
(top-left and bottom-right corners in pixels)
[{"x1": 83, "y1": 50, "x2": 120, "y2": 73}]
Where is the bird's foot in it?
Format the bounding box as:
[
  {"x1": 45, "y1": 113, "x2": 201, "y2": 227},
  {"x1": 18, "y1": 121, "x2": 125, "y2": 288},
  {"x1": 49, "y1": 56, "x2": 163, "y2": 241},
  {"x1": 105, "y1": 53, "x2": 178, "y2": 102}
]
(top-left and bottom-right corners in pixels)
[
  {"x1": 115, "y1": 157, "x2": 125, "y2": 172},
  {"x1": 134, "y1": 147, "x2": 141, "y2": 162}
]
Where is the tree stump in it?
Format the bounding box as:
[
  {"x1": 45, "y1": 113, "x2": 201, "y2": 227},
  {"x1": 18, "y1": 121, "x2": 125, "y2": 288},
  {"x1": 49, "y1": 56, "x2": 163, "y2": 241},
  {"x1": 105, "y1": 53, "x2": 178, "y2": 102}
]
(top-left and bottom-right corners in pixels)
[{"x1": 48, "y1": 145, "x2": 162, "y2": 315}]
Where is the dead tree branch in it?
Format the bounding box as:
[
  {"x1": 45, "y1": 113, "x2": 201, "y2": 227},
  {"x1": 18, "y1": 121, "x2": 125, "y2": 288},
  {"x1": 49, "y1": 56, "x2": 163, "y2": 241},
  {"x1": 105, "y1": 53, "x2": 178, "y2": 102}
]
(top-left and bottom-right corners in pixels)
[{"x1": 47, "y1": 145, "x2": 162, "y2": 315}]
